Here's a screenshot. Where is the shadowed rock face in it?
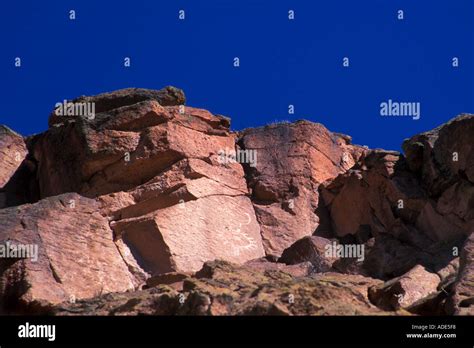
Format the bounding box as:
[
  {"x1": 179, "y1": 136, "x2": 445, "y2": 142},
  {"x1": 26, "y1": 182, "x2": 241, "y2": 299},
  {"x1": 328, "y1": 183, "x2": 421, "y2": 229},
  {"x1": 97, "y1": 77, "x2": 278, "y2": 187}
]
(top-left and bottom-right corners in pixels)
[
  {"x1": 403, "y1": 114, "x2": 474, "y2": 196},
  {"x1": 48, "y1": 86, "x2": 186, "y2": 128},
  {"x1": 0, "y1": 87, "x2": 473, "y2": 316},
  {"x1": 320, "y1": 144, "x2": 473, "y2": 280},
  {"x1": 0, "y1": 126, "x2": 37, "y2": 209},
  {"x1": 0, "y1": 126, "x2": 26, "y2": 188}
]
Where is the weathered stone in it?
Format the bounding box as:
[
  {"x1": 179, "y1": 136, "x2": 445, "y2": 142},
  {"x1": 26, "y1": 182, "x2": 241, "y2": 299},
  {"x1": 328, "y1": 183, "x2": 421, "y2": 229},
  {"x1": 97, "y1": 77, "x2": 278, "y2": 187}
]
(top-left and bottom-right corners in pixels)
[
  {"x1": 239, "y1": 121, "x2": 366, "y2": 256},
  {"x1": 321, "y1": 144, "x2": 469, "y2": 279},
  {"x1": 321, "y1": 150, "x2": 426, "y2": 239},
  {"x1": 145, "y1": 272, "x2": 191, "y2": 291},
  {"x1": 244, "y1": 258, "x2": 313, "y2": 277},
  {"x1": 54, "y1": 260, "x2": 388, "y2": 316},
  {"x1": 112, "y1": 195, "x2": 265, "y2": 274},
  {"x1": 0, "y1": 126, "x2": 27, "y2": 188},
  {"x1": 28, "y1": 88, "x2": 266, "y2": 278},
  {"x1": 403, "y1": 114, "x2": 474, "y2": 196},
  {"x1": 34, "y1": 105, "x2": 234, "y2": 198},
  {"x1": 49, "y1": 86, "x2": 186, "y2": 127},
  {"x1": 54, "y1": 286, "x2": 182, "y2": 316},
  {"x1": 0, "y1": 193, "x2": 135, "y2": 313},
  {"x1": 368, "y1": 265, "x2": 440, "y2": 311},
  {"x1": 279, "y1": 236, "x2": 338, "y2": 272},
  {"x1": 186, "y1": 261, "x2": 386, "y2": 315},
  {"x1": 0, "y1": 126, "x2": 33, "y2": 209},
  {"x1": 1, "y1": 87, "x2": 473, "y2": 318},
  {"x1": 437, "y1": 257, "x2": 459, "y2": 284}
]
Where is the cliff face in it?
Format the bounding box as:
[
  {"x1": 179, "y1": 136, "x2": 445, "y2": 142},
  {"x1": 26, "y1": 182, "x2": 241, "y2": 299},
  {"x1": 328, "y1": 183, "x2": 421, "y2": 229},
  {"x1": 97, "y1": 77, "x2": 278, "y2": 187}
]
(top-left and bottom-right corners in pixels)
[{"x1": 0, "y1": 86, "x2": 473, "y2": 316}]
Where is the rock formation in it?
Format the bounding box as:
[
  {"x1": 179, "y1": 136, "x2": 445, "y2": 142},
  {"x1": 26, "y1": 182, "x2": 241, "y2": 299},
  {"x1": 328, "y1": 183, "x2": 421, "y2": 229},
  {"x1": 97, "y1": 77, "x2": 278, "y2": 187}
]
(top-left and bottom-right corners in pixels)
[
  {"x1": 238, "y1": 122, "x2": 366, "y2": 256},
  {"x1": 0, "y1": 86, "x2": 472, "y2": 316},
  {"x1": 53, "y1": 260, "x2": 386, "y2": 316},
  {"x1": 368, "y1": 265, "x2": 440, "y2": 311},
  {"x1": 0, "y1": 193, "x2": 135, "y2": 313}
]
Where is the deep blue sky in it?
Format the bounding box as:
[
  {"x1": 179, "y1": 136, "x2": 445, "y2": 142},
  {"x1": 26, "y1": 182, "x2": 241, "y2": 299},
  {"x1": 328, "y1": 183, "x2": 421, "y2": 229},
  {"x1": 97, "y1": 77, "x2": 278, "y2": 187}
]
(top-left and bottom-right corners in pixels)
[{"x1": 1, "y1": 0, "x2": 472, "y2": 150}]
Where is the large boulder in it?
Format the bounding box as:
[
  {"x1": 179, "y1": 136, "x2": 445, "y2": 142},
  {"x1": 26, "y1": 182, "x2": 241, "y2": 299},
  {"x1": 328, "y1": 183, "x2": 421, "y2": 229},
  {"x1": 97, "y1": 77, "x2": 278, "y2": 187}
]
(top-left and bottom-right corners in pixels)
[
  {"x1": 30, "y1": 87, "x2": 265, "y2": 277},
  {"x1": 238, "y1": 121, "x2": 366, "y2": 256},
  {"x1": 48, "y1": 86, "x2": 186, "y2": 127},
  {"x1": 112, "y1": 195, "x2": 265, "y2": 274},
  {"x1": 0, "y1": 193, "x2": 136, "y2": 313},
  {"x1": 279, "y1": 236, "x2": 339, "y2": 272},
  {"x1": 368, "y1": 265, "x2": 440, "y2": 311},
  {"x1": 33, "y1": 100, "x2": 231, "y2": 198}
]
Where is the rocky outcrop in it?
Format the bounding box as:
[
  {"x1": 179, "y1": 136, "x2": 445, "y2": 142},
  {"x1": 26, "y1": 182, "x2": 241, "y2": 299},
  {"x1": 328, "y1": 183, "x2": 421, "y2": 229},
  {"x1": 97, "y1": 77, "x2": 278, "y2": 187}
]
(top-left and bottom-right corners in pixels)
[
  {"x1": 320, "y1": 146, "x2": 469, "y2": 279},
  {"x1": 321, "y1": 150, "x2": 425, "y2": 239},
  {"x1": 244, "y1": 257, "x2": 313, "y2": 277},
  {"x1": 48, "y1": 86, "x2": 186, "y2": 128},
  {"x1": 54, "y1": 260, "x2": 387, "y2": 316},
  {"x1": 368, "y1": 265, "x2": 440, "y2": 311},
  {"x1": 23, "y1": 87, "x2": 264, "y2": 280},
  {"x1": 402, "y1": 114, "x2": 474, "y2": 243},
  {"x1": 238, "y1": 121, "x2": 366, "y2": 256},
  {"x1": 0, "y1": 86, "x2": 472, "y2": 316},
  {"x1": 403, "y1": 114, "x2": 474, "y2": 196},
  {"x1": 0, "y1": 193, "x2": 135, "y2": 313}
]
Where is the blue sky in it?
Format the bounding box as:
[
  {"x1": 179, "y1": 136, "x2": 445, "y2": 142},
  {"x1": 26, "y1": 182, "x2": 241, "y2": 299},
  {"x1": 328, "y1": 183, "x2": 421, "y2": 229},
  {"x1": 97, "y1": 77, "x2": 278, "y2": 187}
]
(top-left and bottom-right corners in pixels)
[{"x1": 0, "y1": 0, "x2": 472, "y2": 150}]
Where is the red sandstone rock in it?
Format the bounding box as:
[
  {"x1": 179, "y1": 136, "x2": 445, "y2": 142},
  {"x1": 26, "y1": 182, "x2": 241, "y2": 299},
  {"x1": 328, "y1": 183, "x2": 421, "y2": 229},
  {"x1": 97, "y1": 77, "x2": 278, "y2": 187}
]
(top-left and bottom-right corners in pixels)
[
  {"x1": 48, "y1": 86, "x2": 186, "y2": 127},
  {"x1": 238, "y1": 121, "x2": 366, "y2": 256},
  {"x1": 368, "y1": 265, "x2": 440, "y2": 310},
  {"x1": 31, "y1": 88, "x2": 265, "y2": 277},
  {"x1": 320, "y1": 142, "x2": 470, "y2": 279},
  {"x1": 0, "y1": 193, "x2": 135, "y2": 313},
  {"x1": 112, "y1": 195, "x2": 264, "y2": 274},
  {"x1": 0, "y1": 126, "x2": 26, "y2": 188},
  {"x1": 53, "y1": 260, "x2": 387, "y2": 316},
  {"x1": 321, "y1": 150, "x2": 426, "y2": 239},
  {"x1": 1, "y1": 87, "x2": 472, "y2": 317},
  {"x1": 0, "y1": 126, "x2": 31, "y2": 209}
]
